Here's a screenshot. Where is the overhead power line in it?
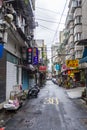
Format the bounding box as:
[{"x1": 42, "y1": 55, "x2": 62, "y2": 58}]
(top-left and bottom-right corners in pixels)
[
  {"x1": 36, "y1": 18, "x2": 65, "y2": 24},
  {"x1": 39, "y1": 24, "x2": 56, "y2": 32},
  {"x1": 52, "y1": 0, "x2": 68, "y2": 43},
  {"x1": 36, "y1": 6, "x2": 66, "y2": 16},
  {"x1": 51, "y1": 0, "x2": 86, "y2": 43}
]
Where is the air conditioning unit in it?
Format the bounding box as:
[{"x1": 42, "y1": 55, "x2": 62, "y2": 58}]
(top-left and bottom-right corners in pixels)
[
  {"x1": 0, "y1": 31, "x2": 8, "y2": 43},
  {"x1": 3, "y1": 31, "x2": 8, "y2": 43},
  {"x1": 0, "y1": 32, "x2": 3, "y2": 39},
  {"x1": 0, "y1": 20, "x2": 3, "y2": 24},
  {"x1": 0, "y1": 25, "x2": 4, "y2": 31}
]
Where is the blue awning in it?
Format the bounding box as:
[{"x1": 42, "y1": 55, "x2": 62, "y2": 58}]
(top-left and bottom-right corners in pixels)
[
  {"x1": 79, "y1": 47, "x2": 87, "y2": 63},
  {"x1": 82, "y1": 47, "x2": 87, "y2": 57},
  {"x1": 79, "y1": 56, "x2": 87, "y2": 63}
]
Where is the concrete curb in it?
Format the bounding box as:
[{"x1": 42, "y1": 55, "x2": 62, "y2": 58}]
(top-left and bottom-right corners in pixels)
[{"x1": 66, "y1": 87, "x2": 85, "y2": 99}]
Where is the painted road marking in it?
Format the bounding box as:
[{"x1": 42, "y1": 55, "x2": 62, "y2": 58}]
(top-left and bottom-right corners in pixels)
[{"x1": 44, "y1": 97, "x2": 59, "y2": 105}]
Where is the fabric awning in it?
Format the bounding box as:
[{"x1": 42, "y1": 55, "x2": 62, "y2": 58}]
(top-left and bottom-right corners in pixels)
[
  {"x1": 82, "y1": 47, "x2": 87, "y2": 57},
  {"x1": 79, "y1": 47, "x2": 87, "y2": 63},
  {"x1": 15, "y1": 64, "x2": 35, "y2": 71},
  {"x1": 79, "y1": 56, "x2": 87, "y2": 63}
]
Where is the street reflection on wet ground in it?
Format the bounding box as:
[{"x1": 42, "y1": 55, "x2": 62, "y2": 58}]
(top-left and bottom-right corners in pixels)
[{"x1": 5, "y1": 80, "x2": 87, "y2": 130}]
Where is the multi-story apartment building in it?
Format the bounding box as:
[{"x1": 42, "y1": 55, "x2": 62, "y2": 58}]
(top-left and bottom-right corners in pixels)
[
  {"x1": 64, "y1": 0, "x2": 87, "y2": 61},
  {"x1": 65, "y1": 0, "x2": 83, "y2": 61},
  {"x1": 51, "y1": 42, "x2": 59, "y2": 75},
  {"x1": 0, "y1": 0, "x2": 36, "y2": 105},
  {"x1": 77, "y1": 0, "x2": 87, "y2": 64},
  {"x1": 63, "y1": 0, "x2": 87, "y2": 82}
]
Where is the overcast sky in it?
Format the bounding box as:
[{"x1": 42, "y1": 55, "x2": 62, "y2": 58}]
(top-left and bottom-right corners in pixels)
[{"x1": 34, "y1": 0, "x2": 69, "y2": 59}]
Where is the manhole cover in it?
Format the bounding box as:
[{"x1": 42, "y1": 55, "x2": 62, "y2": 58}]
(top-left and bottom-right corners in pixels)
[{"x1": 34, "y1": 110, "x2": 42, "y2": 115}]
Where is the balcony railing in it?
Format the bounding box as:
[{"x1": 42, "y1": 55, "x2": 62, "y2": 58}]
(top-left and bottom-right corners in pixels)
[
  {"x1": 75, "y1": 52, "x2": 82, "y2": 59},
  {"x1": 65, "y1": 14, "x2": 73, "y2": 26},
  {"x1": 70, "y1": 0, "x2": 82, "y2": 13}
]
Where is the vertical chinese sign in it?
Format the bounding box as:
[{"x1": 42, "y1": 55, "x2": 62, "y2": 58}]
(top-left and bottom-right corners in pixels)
[
  {"x1": 0, "y1": 43, "x2": 4, "y2": 59},
  {"x1": 33, "y1": 47, "x2": 38, "y2": 65},
  {"x1": 27, "y1": 48, "x2": 33, "y2": 64}
]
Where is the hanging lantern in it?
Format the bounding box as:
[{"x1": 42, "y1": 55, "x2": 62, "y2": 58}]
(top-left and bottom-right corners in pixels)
[{"x1": 68, "y1": 70, "x2": 71, "y2": 75}]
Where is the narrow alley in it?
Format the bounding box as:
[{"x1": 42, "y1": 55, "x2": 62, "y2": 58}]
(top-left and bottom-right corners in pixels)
[
  {"x1": 1, "y1": 1, "x2": 87, "y2": 130},
  {"x1": 5, "y1": 80, "x2": 87, "y2": 130}
]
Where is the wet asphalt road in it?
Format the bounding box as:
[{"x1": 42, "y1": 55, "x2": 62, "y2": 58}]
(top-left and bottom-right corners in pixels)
[{"x1": 5, "y1": 80, "x2": 87, "y2": 130}]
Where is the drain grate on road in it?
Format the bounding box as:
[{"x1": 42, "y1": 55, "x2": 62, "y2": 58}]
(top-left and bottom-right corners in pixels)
[{"x1": 18, "y1": 118, "x2": 36, "y2": 128}]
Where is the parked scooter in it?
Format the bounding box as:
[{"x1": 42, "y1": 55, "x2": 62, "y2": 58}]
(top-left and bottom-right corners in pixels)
[{"x1": 27, "y1": 84, "x2": 40, "y2": 99}]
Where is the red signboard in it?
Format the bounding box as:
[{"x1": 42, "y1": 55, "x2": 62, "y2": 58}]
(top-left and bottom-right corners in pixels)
[
  {"x1": 39, "y1": 66, "x2": 47, "y2": 72},
  {"x1": 0, "y1": 128, "x2": 5, "y2": 130},
  {"x1": 0, "y1": 0, "x2": 3, "y2": 8}
]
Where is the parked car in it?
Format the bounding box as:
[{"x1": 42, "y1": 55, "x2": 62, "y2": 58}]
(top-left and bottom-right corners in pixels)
[
  {"x1": 52, "y1": 78, "x2": 57, "y2": 84},
  {"x1": 46, "y1": 77, "x2": 51, "y2": 80}
]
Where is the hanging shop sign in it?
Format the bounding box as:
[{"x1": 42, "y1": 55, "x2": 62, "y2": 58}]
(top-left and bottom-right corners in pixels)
[
  {"x1": 67, "y1": 70, "x2": 71, "y2": 75},
  {"x1": 61, "y1": 64, "x2": 69, "y2": 73},
  {"x1": 39, "y1": 66, "x2": 47, "y2": 72},
  {"x1": 33, "y1": 47, "x2": 38, "y2": 65},
  {"x1": 66, "y1": 59, "x2": 79, "y2": 67},
  {"x1": 0, "y1": 43, "x2": 4, "y2": 59},
  {"x1": 68, "y1": 69, "x2": 79, "y2": 74},
  {"x1": 27, "y1": 48, "x2": 33, "y2": 64},
  {"x1": 0, "y1": 0, "x2": 3, "y2": 8},
  {"x1": 55, "y1": 64, "x2": 60, "y2": 70}
]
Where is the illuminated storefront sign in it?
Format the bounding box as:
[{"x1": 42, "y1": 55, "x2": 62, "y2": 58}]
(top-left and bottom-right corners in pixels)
[
  {"x1": 39, "y1": 66, "x2": 47, "y2": 72},
  {"x1": 27, "y1": 48, "x2": 33, "y2": 64},
  {"x1": 66, "y1": 59, "x2": 79, "y2": 67},
  {"x1": 33, "y1": 47, "x2": 38, "y2": 65},
  {"x1": 55, "y1": 64, "x2": 60, "y2": 70}
]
